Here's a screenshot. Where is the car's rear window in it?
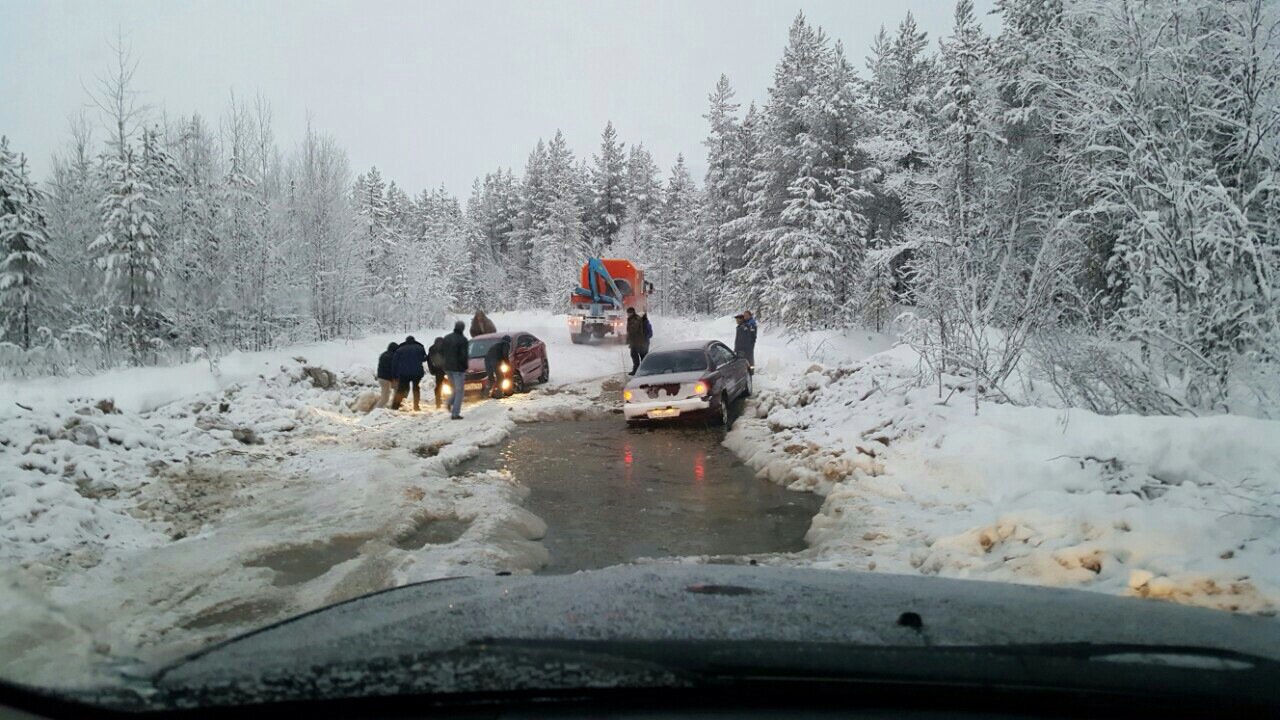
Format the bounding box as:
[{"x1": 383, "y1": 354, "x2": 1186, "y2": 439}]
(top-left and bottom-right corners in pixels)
[{"x1": 636, "y1": 350, "x2": 708, "y2": 376}]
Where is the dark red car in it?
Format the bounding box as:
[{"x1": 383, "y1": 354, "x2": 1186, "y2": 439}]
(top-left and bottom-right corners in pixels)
[{"x1": 443, "y1": 331, "x2": 550, "y2": 400}]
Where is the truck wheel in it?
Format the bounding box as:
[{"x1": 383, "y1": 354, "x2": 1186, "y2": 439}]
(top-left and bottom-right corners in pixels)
[{"x1": 570, "y1": 333, "x2": 585, "y2": 345}]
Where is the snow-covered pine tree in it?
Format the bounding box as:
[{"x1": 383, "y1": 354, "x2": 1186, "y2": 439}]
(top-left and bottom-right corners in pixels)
[
  {"x1": 509, "y1": 140, "x2": 550, "y2": 306},
  {"x1": 857, "y1": 12, "x2": 937, "y2": 330},
  {"x1": 92, "y1": 145, "x2": 164, "y2": 364},
  {"x1": 614, "y1": 144, "x2": 662, "y2": 266},
  {"x1": 733, "y1": 13, "x2": 872, "y2": 329},
  {"x1": 701, "y1": 74, "x2": 743, "y2": 296},
  {"x1": 284, "y1": 123, "x2": 360, "y2": 339},
  {"x1": 0, "y1": 137, "x2": 52, "y2": 350},
  {"x1": 655, "y1": 154, "x2": 703, "y2": 314},
  {"x1": 354, "y1": 165, "x2": 393, "y2": 303},
  {"x1": 166, "y1": 114, "x2": 227, "y2": 354},
  {"x1": 589, "y1": 121, "x2": 627, "y2": 251},
  {"x1": 532, "y1": 131, "x2": 588, "y2": 309},
  {"x1": 45, "y1": 116, "x2": 101, "y2": 315}
]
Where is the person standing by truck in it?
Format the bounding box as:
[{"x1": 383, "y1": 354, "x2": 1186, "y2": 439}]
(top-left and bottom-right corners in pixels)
[
  {"x1": 626, "y1": 307, "x2": 652, "y2": 375},
  {"x1": 734, "y1": 311, "x2": 757, "y2": 374},
  {"x1": 442, "y1": 321, "x2": 469, "y2": 419}
]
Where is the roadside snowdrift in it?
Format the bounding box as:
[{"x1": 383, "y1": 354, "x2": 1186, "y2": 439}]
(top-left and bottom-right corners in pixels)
[
  {"x1": 0, "y1": 352, "x2": 549, "y2": 687},
  {"x1": 728, "y1": 346, "x2": 1280, "y2": 614}
]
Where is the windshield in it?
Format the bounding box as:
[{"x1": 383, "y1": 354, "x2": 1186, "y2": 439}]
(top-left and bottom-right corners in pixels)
[
  {"x1": 2, "y1": 0, "x2": 1277, "y2": 712},
  {"x1": 468, "y1": 338, "x2": 505, "y2": 359},
  {"x1": 635, "y1": 350, "x2": 708, "y2": 376}
]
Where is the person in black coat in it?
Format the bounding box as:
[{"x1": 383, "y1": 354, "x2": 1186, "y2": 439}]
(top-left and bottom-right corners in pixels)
[
  {"x1": 391, "y1": 335, "x2": 427, "y2": 411},
  {"x1": 375, "y1": 341, "x2": 399, "y2": 409},
  {"x1": 626, "y1": 308, "x2": 652, "y2": 375},
  {"x1": 441, "y1": 321, "x2": 469, "y2": 419},
  {"x1": 483, "y1": 335, "x2": 512, "y2": 398},
  {"x1": 734, "y1": 311, "x2": 757, "y2": 374},
  {"x1": 426, "y1": 337, "x2": 447, "y2": 409}
]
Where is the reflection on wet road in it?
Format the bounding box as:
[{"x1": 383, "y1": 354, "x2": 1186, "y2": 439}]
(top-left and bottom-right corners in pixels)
[{"x1": 468, "y1": 419, "x2": 820, "y2": 573}]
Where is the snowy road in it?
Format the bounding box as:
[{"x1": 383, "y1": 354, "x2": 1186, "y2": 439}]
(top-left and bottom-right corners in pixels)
[
  {"x1": 4, "y1": 310, "x2": 1276, "y2": 689},
  {"x1": 1, "y1": 311, "x2": 826, "y2": 686}
]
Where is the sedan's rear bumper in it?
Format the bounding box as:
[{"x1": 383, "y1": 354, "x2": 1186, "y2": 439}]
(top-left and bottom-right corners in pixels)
[{"x1": 623, "y1": 396, "x2": 712, "y2": 421}]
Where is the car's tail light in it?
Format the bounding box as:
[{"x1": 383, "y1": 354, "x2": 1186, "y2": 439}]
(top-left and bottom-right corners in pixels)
[
  {"x1": 499, "y1": 361, "x2": 510, "y2": 373},
  {"x1": 623, "y1": 389, "x2": 633, "y2": 402},
  {"x1": 693, "y1": 381, "x2": 709, "y2": 396},
  {"x1": 501, "y1": 378, "x2": 512, "y2": 391}
]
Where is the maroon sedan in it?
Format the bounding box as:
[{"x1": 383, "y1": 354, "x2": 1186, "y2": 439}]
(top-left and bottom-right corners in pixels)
[{"x1": 443, "y1": 331, "x2": 550, "y2": 400}]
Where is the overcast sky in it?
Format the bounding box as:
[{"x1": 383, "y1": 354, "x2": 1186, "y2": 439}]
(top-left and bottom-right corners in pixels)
[{"x1": 1, "y1": 0, "x2": 999, "y2": 198}]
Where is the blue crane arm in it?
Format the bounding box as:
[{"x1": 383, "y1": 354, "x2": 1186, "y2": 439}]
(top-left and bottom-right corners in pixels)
[{"x1": 571, "y1": 257, "x2": 623, "y2": 308}]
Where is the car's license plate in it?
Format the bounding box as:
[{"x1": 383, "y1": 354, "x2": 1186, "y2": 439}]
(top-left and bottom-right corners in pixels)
[
  {"x1": 464, "y1": 383, "x2": 483, "y2": 390},
  {"x1": 648, "y1": 408, "x2": 680, "y2": 419}
]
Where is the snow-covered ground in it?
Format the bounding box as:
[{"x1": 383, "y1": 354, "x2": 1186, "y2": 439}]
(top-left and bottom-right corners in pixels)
[
  {"x1": 3, "y1": 310, "x2": 1276, "y2": 687},
  {"x1": 728, "y1": 344, "x2": 1280, "y2": 615}
]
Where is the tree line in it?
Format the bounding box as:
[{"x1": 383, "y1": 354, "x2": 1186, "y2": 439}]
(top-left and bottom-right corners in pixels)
[{"x1": 2, "y1": 0, "x2": 1277, "y2": 414}]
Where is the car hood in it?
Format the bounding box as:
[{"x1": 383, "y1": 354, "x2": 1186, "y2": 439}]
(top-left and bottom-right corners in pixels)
[
  {"x1": 626, "y1": 370, "x2": 705, "y2": 388},
  {"x1": 93, "y1": 564, "x2": 1280, "y2": 710}
]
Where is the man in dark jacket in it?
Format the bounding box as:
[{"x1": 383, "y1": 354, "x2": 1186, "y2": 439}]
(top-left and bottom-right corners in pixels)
[
  {"x1": 441, "y1": 321, "x2": 469, "y2": 419},
  {"x1": 483, "y1": 335, "x2": 512, "y2": 398},
  {"x1": 375, "y1": 341, "x2": 399, "y2": 409},
  {"x1": 426, "y1": 337, "x2": 447, "y2": 409},
  {"x1": 391, "y1": 335, "x2": 427, "y2": 411},
  {"x1": 734, "y1": 311, "x2": 757, "y2": 374},
  {"x1": 626, "y1": 307, "x2": 652, "y2": 375}
]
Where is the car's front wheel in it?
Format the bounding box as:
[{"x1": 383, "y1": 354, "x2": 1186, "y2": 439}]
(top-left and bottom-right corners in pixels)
[
  {"x1": 539, "y1": 356, "x2": 549, "y2": 383},
  {"x1": 742, "y1": 373, "x2": 752, "y2": 399},
  {"x1": 514, "y1": 372, "x2": 527, "y2": 394}
]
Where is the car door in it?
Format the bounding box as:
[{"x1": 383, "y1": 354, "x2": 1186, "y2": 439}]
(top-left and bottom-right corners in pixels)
[
  {"x1": 709, "y1": 343, "x2": 742, "y2": 399},
  {"x1": 514, "y1": 334, "x2": 541, "y2": 380}
]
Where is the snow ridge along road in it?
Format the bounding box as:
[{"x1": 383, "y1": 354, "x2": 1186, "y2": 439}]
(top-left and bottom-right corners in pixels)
[{"x1": 728, "y1": 344, "x2": 1280, "y2": 616}]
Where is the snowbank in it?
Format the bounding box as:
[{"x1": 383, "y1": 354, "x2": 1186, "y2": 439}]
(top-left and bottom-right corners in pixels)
[
  {"x1": 0, "y1": 348, "x2": 553, "y2": 687},
  {"x1": 728, "y1": 345, "x2": 1280, "y2": 614}
]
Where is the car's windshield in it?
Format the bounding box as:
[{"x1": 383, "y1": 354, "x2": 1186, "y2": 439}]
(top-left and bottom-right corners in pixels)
[
  {"x1": 2, "y1": 0, "x2": 1277, "y2": 712},
  {"x1": 636, "y1": 350, "x2": 708, "y2": 376},
  {"x1": 468, "y1": 338, "x2": 505, "y2": 359}
]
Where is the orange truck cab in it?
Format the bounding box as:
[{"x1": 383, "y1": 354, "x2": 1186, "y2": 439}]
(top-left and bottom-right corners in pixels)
[{"x1": 567, "y1": 258, "x2": 649, "y2": 344}]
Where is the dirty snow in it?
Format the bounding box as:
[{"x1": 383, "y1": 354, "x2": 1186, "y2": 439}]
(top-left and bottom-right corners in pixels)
[{"x1": 0, "y1": 311, "x2": 633, "y2": 687}]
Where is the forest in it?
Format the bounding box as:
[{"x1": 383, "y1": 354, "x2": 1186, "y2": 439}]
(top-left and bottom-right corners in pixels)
[{"x1": 1, "y1": 0, "x2": 1276, "y2": 416}]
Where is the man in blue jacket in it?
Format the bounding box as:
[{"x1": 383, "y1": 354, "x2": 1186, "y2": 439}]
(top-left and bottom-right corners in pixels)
[{"x1": 391, "y1": 336, "x2": 427, "y2": 411}]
